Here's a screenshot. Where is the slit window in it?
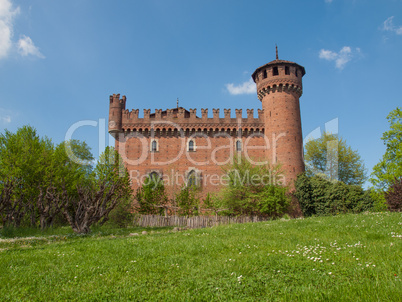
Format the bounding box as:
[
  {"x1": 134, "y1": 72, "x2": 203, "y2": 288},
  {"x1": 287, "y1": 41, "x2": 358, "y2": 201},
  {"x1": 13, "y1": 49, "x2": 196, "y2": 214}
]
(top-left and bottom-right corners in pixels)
[
  {"x1": 285, "y1": 66, "x2": 290, "y2": 75},
  {"x1": 273, "y1": 67, "x2": 279, "y2": 76},
  {"x1": 295, "y1": 69, "x2": 298, "y2": 77},
  {"x1": 150, "y1": 140, "x2": 158, "y2": 152},
  {"x1": 188, "y1": 170, "x2": 197, "y2": 187},
  {"x1": 236, "y1": 140, "x2": 242, "y2": 152},
  {"x1": 263, "y1": 70, "x2": 267, "y2": 79}
]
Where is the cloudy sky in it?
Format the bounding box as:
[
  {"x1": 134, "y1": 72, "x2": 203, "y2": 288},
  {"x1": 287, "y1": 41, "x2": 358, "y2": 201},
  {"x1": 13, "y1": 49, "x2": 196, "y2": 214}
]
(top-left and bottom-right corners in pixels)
[{"x1": 0, "y1": 0, "x2": 401, "y2": 185}]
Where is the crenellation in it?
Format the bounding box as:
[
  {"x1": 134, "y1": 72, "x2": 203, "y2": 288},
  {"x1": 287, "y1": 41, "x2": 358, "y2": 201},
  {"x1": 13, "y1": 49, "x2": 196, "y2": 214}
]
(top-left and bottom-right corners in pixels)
[
  {"x1": 212, "y1": 108, "x2": 220, "y2": 119},
  {"x1": 189, "y1": 109, "x2": 197, "y2": 119},
  {"x1": 201, "y1": 108, "x2": 208, "y2": 120},
  {"x1": 247, "y1": 109, "x2": 254, "y2": 119},
  {"x1": 224, "y1": 109, "x2": 231, "y2": 119},
  {"x1": 143, "y1": 109, "x2": 151, "y2": 120},
  {"x1": 235, "y1": 109, "x2": 242, "y2": 119},
  {"x1": 155, "y1": 109, "x2": 162, "y2": 119}
]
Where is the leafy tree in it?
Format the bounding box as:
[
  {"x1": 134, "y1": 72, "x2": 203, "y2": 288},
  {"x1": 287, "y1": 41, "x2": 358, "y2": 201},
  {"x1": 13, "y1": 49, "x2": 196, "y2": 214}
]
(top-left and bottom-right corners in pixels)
[
  {"x1": 220, "y1": 156, "x2": 289, "y2": 217},
  {"x1": 0, "y1": 126, "x2": 53, "y2": 226},
  {"x1": 294, "y1": 173, "x2": 374, "y2": 217},
  {"x1": 371, "y1": 107, "x2": 402, "y2": 190},
  {"x1": 63, "y1": 146, "x2": 132, "y2": 233},
  {"x1": 135, "y1": 175, "x2": 168, "y2": 215},
  {"x1": 304, "y1": 132, "x2": 367, "y2": 186},
  {"x1": 385, "y1": 177, "x2": 402, "y2": 212},
  {"x1": 175, "y1": 186, "x2": 200, "y2": 216}
]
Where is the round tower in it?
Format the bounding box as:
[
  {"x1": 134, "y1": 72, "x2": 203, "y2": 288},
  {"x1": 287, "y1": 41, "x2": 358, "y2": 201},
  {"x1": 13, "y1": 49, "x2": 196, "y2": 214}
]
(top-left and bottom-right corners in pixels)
[
  {"x1": 108, "y1": 93, "x2": 126, "y2": 135},
  {"x1": 252, "y1": 49, "x2": 306, "y2": 187}
]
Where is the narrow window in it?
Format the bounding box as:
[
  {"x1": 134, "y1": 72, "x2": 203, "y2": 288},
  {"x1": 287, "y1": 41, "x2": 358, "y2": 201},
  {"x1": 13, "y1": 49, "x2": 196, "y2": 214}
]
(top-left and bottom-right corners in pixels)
[
  {"x1": 149, "y1": 172, "x2": 159, "y2": 182},
  {"x1": 188, "y1": 170, "x2": 197, "y2": 187},
  {"x1": 189, "y1": 140, "x2": 194, "y2": 151},
  {"x1": 263, "y1": 70, "x2": 267, "y2": 79},
  {"x1": 273, "y1": 67, "x2": 279, "y2": 76},
  {"x1": 236, "y1": 140, "x2": 242, "y2": 152},
  {"x1": 295, "y1": 69, "x2": 298, "y2": 77},
  {"x1": 151, "y1": 140, "x2": 158, "y2": 152},
  {"x1": 285, "y1": 66, "x2": 290, "y2": 75}
]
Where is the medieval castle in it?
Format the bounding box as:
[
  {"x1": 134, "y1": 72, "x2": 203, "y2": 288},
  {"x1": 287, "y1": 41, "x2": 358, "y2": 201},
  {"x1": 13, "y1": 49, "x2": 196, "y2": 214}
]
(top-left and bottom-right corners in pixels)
[{"x1": 108, "y1": 52, "x2": 305, "y2": 195}]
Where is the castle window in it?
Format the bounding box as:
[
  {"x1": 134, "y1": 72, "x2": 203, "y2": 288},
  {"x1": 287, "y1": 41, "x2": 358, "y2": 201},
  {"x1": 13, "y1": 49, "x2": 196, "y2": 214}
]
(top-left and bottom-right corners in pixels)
[
  {"x1": 150, "y1": 139, "x2": 159, "y2": 152},
  {"x1": 187, "y1": 139, "x2": 196, "y2": 152},
  {"x1": 295, "y1": 69, "x2": 298, "y2": 77},
  {"x1": 263, "y1": 70, "x2": 267, "y2": 79},
  {"x1": 236, "y1": 140, "x2": 242, "y2": 152},
  {"x1": 273, "y1": 67, "x2": 279, "y2": 76},
  {"x1": 149, "y1": 171, "x2": 160, "y2": 182},
  {"x1": 188, "y1": 170, "x2": 197, "y2": 187},
  {"x1": 285, "y1": 66, "x2": 290, "y2": 75}
]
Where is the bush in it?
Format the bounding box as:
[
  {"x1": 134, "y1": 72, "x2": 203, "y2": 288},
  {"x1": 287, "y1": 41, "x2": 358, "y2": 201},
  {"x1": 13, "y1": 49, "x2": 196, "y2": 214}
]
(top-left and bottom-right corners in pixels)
[
  {"x1": 175, "y1": 186, "x2": 200, "y2": 216},
  {"x1": 219, "y1": 156, "x2": 290, "y2": 217},
  {"x1": 385, "y1": 177, "x2": 402, "y2": 212},
  {"x1": 295, "y1": 173, "x2": 374, "y2": 217},
  {"x1": 107, "y1": 197, "x2": 136, "y2": 228}
]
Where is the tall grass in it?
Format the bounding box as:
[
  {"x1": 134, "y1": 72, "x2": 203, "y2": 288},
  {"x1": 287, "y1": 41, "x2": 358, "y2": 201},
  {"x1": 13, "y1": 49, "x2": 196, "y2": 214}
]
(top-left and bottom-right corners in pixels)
[{"x1": 0, "y1": 212, "x2": 401, "y2": 301}]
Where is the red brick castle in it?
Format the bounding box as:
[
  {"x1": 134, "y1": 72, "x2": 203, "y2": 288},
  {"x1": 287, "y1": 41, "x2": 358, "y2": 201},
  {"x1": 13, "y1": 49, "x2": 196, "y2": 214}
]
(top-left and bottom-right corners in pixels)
[{"x1": 109, "y1": 51, "x2": 306, "y2": 195}]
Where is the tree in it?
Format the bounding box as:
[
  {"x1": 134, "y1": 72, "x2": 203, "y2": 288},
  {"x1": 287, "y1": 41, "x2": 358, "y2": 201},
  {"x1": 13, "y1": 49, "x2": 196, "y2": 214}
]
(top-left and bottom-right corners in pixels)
[
  {"x1": 135, "y1": 175, "x2": 168, "y2": 215},
  {"x1": 0, "y1": 126, "x2": 54, "y2": 226},
  {"x1": 63, "y1": 146, "x2": 132, "y2": 233},
  {"x1": 371, "y1": 107, "x2": 402, "y2": 190},
  {"x1": 385, "y1": 177, "x2": 402, "y2": 212},
  {"x1": 294, "y1": 173, "x2": 374, "y2": 217},
  {"x1": 219, "y1": 155, "x2": 290, "y2": 217},
  {"x1": 304, "y1": 132, "x2": 367, "y2": 186}
]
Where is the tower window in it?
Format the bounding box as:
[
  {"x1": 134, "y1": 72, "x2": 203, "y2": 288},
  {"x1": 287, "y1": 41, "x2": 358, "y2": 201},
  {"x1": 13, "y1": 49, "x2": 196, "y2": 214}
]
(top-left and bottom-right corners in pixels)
[
  {"x1": 150, "y1": 139, "x2": 158, "y2": 152},
  {"x1": 187, "y1": 139, "x2": 196, "y2": 152},
  {"x1": 285, "y1": 66, "x2": 290, "y2": 75},
  {"x1": 295, "y1": 69, "x2": 298, "y2": 77},
  {"x1": 273, "y1": 67, "x2": 279, "y2": 76},
  {"x1": 263, "y1": 70, "x2": 267, "y2": 79},
  {"x1": 236, "y1": 140, "x2": 242, "y2": 152}
]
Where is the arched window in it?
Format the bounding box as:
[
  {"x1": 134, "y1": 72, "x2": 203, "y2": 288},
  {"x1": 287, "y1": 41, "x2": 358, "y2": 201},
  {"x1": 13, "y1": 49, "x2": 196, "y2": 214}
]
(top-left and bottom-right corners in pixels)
[
  {"x1": 188, "y1": 170, "x2": 197, "y2": 187},
  {"x1": 149, "y1": 172, "x2": 159, "y2": 182},
  {"x1": 236, "y1": 140, "x2": 242, "y2": 152},
  {"x1": 150, "y1": 139, "x2": 158, "y2": 152},
  {"x1": 189, "y1": 140, "x2": 194, "y2": 151},
  {"x1": 187, "y1": 139, "x2": 196, "y2": 152}
]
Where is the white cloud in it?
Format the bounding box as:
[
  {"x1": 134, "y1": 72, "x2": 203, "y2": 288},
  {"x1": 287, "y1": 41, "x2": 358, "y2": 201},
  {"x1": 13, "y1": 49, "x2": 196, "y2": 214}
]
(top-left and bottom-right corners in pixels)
[
  {"x1": 0, "y1": 0, "x2": 43, "y2": 60},
  {"x1": 319, "y1": 46, "x2": 360, "y2": 70},
  {"x1": 382, "y1": 16, "x2": 402, "y2": 35},
  {"x1": 0, "y1": 0, "x2": 19, "y2": 59},
  {"x1": 0, "y1": 107, "x2": 12, "y2": 124},
  {"x1": 18, "y1": 35, "x2": 45, "y2": 58},
  {"x1": 225, "y1": 78, "x2": 255, "y2": 95}
]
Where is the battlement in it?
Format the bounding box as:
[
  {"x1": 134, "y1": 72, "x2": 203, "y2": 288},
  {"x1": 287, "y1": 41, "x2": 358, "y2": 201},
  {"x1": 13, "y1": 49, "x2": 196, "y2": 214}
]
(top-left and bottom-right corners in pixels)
[{"x1": 108, "y1": 95, "x2": 265, "y2": 134}]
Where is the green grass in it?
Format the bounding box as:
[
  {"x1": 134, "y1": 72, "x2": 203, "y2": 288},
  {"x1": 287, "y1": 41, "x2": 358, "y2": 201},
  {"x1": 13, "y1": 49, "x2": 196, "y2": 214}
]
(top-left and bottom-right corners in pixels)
[{"x1": 0, "y1": 212, "x2": 401, "y2": 301}]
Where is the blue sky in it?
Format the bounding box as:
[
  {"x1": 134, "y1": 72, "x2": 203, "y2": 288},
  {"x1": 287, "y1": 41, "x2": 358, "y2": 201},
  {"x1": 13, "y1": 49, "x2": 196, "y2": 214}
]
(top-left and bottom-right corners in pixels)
[{"x1": 0, "y1": 0, "x2": 401, "y2": 186}]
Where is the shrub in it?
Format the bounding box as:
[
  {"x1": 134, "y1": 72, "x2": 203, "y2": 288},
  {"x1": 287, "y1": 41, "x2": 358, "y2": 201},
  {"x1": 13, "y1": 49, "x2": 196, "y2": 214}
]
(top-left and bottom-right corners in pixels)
[{"x1": 385, "y1": 177, "x2": 402, "y2": 212}]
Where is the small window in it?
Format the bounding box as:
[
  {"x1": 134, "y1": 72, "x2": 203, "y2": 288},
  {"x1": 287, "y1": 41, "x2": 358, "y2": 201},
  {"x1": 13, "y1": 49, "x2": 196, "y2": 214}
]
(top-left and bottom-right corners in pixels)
[
  {"x1": 236, "y1": 140, "x2": 242, "y2": 152},
  {"x1": 187, "y1": 139, "x2": 196, "y2": 152},
  {"x1": 295, "y1": 69, "x2": 298, "y2": 77},
  {"x1": 273, "y1": 67, "x2": 279, "y2": 76},
  {"x1": 188, "y1": 170, "x2": 197, "y2": 187},
  {"x1": 285, "y1": 66, "x2": 290, "y2": 75},
  {"x1": 263, "y1": 70, "x2": 267, "y2": 79},
  {"x1": 149, "y1": 172, "x2": 160, "y2": 182},
  {"x1": 150, "y1": 140, "x2": 158, "y2": 152}
]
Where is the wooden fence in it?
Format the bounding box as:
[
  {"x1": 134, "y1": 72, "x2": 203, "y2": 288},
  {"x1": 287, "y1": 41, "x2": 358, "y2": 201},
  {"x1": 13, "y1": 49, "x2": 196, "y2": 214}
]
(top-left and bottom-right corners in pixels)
[{"x1": 132, "y1": 215, "x2": 268, "y2": 229}]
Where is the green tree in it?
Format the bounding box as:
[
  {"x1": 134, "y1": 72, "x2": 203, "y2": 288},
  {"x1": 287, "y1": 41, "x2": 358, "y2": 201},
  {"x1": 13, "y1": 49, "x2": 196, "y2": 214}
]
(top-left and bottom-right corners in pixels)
[
  {"x1": 63, "y1": 146, "x2": 132, "y2": 233},
  {"x1": 135, "y1": 175, "x2": 168, "y2": 215},
  {"x1": 371, "y1": 107, "x2": 402, "y2": 190},
  {"x1": 220, "y1": 156, "x2": 289, "y2": 217},
  {"x1": 304, "y1": 132, "x2": 367, "y2": 186}
]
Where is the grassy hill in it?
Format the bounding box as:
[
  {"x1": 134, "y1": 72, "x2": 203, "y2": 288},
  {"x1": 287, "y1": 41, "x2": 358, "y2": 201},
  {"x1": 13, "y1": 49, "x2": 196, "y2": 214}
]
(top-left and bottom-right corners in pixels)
[{"x1": 0, "y1": 212, "x2": 401, "y2": 301}]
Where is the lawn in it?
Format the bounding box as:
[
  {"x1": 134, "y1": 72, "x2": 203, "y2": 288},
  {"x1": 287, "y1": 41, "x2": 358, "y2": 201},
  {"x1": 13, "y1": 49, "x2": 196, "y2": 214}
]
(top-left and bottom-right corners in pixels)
[{"x1": 0, "y1": 212, "x2": 401, "y2": 301}]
